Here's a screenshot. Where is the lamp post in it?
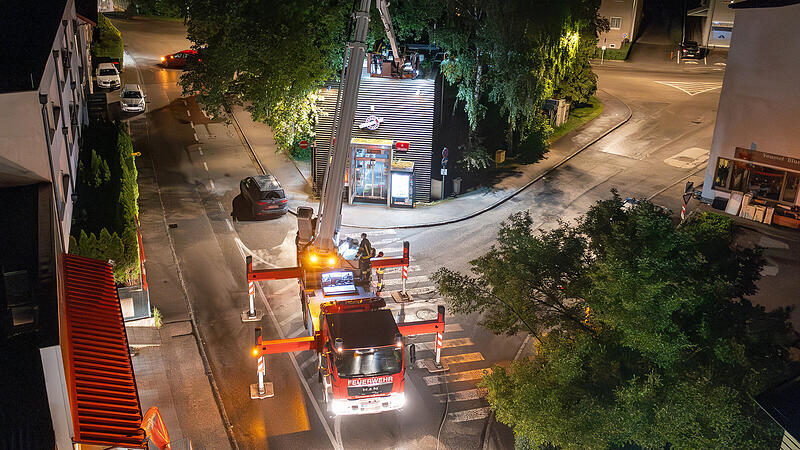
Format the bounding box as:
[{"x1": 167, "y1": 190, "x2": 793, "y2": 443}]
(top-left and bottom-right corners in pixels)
[{"x1": 601, "y1": 46, "x2": 606, "y2": 65}]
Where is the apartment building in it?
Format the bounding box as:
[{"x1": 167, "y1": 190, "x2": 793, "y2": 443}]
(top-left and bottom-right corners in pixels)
[{"x1": 597, "y1": 0, "x2": 644, "y2": 49}]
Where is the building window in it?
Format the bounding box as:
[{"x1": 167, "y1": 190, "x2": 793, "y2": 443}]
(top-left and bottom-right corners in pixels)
[
  {"x1": 713, "y1": 158, "x2": 731, "y2": 189},
  {"x1": 782, "y1": 173, "x2": 799, "y2": 203},
  {"x1": 730, "y1": 161, "x2": 751, "y2": 192},
  {"x1": 610, "y1": 17, "x2": 622, "y2": 29}
]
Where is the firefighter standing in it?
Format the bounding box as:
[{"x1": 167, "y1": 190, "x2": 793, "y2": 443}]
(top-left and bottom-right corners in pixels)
[
  {"x1": 375, "y1": 251, "x2": 385, "y2": 292},
  {"x1": 356, "y1": 233, "x2": 375, "y2": 282}
]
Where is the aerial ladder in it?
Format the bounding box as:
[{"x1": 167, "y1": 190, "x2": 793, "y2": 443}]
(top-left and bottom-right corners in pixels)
[{"x1": 246, "y1": 0, "x2": 444, "y2": 416}]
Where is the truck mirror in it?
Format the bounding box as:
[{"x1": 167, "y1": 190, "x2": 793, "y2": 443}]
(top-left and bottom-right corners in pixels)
[{"x1": 408, "y1": 344, "x2": 416, "y2": 365}]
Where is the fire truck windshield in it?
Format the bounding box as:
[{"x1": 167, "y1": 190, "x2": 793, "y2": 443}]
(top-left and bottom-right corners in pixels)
[{"x1": 334, "y1": 346, "x2": 402, "y2": 378}]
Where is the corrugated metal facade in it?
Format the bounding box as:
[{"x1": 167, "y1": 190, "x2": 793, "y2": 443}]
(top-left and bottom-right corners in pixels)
[{"x1": 314, "y1": 76, "x2": 435, "y2": 203}]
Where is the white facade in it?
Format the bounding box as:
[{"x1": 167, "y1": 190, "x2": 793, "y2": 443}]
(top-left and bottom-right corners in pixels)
[
  {"x1": 597, "y1": 0, "x2": 644, "y2": 49},
  {"x1": 0, "y1": 0, "x2": 93, "y2": 251},
  {"x1": 701, "y1": 2, "x2": 800, "y2": 206}
]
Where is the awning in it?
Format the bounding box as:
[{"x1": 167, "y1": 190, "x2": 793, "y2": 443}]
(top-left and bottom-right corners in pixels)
[{"x1": 62, "y1": 254, "x2": 145, "y2": 448}]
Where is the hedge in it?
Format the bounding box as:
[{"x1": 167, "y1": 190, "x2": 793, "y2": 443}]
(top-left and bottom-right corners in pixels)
[
  {"x1": 91, "y1": 13, "x2": 124, "y2": 61},
  {"x1": 593, "y1": 41, "x2": 632, "y2": 61},
  {"x1": 71, "y1": 120, "x2": 140, "y2": 284}
]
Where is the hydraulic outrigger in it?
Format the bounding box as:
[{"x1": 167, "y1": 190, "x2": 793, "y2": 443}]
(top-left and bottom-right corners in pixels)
[{"x1": 246, "y1": 0, "x2": 445, "y2": 415}]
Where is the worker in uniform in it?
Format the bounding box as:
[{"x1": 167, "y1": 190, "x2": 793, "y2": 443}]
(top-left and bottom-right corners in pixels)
[
  {"x1": 375, "y1": 251, "x2": 385, "y2": 292},
  {"x1": 356, "y1": 233, "x2": 375, "y2": 282}
]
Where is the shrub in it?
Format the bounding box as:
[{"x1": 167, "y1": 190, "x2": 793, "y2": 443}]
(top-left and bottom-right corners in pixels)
[{"x1": 91, "y1": 14, "x2": 123, "y2": 61}]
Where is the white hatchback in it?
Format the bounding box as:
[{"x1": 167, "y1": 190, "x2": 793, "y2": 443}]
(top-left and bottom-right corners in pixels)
[
  {"x1": 120, "y1": 84, "x2": 146, "y2": 113},
  {"x1": 96, "y1": 63, "x2": 120, "y2": 89}
]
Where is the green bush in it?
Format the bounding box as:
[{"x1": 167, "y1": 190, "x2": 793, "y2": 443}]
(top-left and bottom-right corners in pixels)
[
  {"x1": 71, "y1": 120, "x2": 140, "y2": 285},
  {"x1": 91, "y1": 14, "x2": 123, "y2": 61},
  {"x1": 593, "y1": 41, "x2": 632, "y2": 61}
]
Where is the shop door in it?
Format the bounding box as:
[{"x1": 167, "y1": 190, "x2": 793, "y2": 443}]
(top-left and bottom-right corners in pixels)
[{"x1": 353, "y1": 147, "x2": 389, "y2": 201}]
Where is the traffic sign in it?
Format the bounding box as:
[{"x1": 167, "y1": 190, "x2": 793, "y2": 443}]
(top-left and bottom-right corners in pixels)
[
  {"x1": 440, "y1": 168, "x2": 448, "y2": 176},
  {"x1": 441, "y1": 157, "x2": 448, "y2": 167},
  {"x1": 299, "y1": 140, "x2": 309, "y2": 149},
  {"x1": 442, "y1": 147, "x2": 448, "y2": 158}
]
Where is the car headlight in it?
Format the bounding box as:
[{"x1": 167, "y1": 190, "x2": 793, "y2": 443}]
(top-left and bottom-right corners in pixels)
[{"x1": 331, "y1": 399, "x2": 350, "y2": 416}]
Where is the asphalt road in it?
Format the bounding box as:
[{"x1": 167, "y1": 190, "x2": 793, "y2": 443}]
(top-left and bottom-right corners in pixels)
[{"x1": 113, "y1": 16, "x2": 725, "y2": 449}]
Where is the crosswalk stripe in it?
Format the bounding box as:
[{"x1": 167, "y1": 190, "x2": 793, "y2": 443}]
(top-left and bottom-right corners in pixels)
[
  {"x1": 299, "y1": 353, "x2": 317, "y2": 371},
  {"x1": 424, "y1": 368, "x2": 492, "y2": 386},
  {"x1": 384, "y1": 265, "x2": 421, "y2": 274},
  {"x1": 278, "y1": 310, "x2": 303, "y2": 328},
  {"x1": 379, "y1": 286, "x2": 436, "y2": 298},
  {"x1": 435, "y1": 388, "x2": 487, "y2": 403},
  {"x1": 416, "y1": 337, "x2": 474, "y2": 352},
  {"x1": 286, "y1": 327, "x2": 307, "y2": 338},
  {"x1": 369, "y1": 238, "x2": 402, "y2": 247},
  {"x1": 382, "y1": 275, "x2": 429, "y2": 287},
  {"x1": 440, "y1": 352, "x2": 484, "y2": 365},
  {"x1": 445, "y1": 323, "x2": 463, "y2": 333},
  {"x1": 448, "y1": 407, "x2": 491, "y2": 422}
]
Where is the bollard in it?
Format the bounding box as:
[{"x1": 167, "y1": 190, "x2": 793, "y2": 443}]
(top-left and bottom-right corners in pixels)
[
  {"x1": 250, "y1": 326, "x2": 274, "y2": 399},
  {"x1": 434, "y1": 330, "x2": 443, "y2": 367},
  {"x1": 401, "y1": 265, "x2": 408, "y2": 296},
  {"x1": 242, "y1": 256, "x2": 264, "y2": 322},
  {"x1": 424, "y1": 305, "x2": 449, "y2": 373}
]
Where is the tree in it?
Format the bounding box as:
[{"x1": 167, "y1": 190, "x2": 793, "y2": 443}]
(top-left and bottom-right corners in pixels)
[{"x1": 434, "y1": 193, "x2": 793, "y2": 449}]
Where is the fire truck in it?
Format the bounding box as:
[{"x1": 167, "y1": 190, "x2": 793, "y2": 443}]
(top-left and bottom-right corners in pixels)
[{"x1": 247, "y1": 0, "x2": 444, "y2": 416}]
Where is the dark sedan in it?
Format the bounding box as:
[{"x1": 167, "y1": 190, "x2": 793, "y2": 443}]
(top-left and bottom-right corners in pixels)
[
  {"x1": 679, "y1": 41, "x2": 704, "y2": 59},
  {"x1": 240, "y1": 175, "x2": 288, "y2": 219}
]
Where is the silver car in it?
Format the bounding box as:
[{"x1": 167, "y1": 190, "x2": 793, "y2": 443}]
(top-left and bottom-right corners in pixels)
[
  {"x1": 120, "y1": 84, "x2": 146, "y2": 113},
  {"x1": 96, "y1": 63, "x2": 120, "y2": 89}
]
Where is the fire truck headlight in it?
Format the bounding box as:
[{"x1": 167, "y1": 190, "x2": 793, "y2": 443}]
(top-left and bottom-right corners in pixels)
[
  {"x1": 331, "y1": 399, "x2": 349, "y2": 416},
  {"x1": 252, "y1": 348, "x2": 259, "y2": 357},
  {"x1": 327, "y1": 256, "x2": 337, "y2": 266},
  {"x1": 309, "y1": 253, "x2": 319, "y2": 264}
]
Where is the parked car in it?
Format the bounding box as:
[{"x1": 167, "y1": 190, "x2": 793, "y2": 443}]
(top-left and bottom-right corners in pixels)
[
  {"x1": 239, "y1": 175, "x2": 288, "y2": 218},
  {"x1": 96, "y1": 63, "x2": 121, "y2": 89},
  {"x1": 120, "y1": 84, "x2": 146, "y2": 113},
  {"x1": 160, "y1": 50, "x2": 199, "y2": 69},
  {"x1": 679, "y1": 41, "x2": 704, "y2": 59}
]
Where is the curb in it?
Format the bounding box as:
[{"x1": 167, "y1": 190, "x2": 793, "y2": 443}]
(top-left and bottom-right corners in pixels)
[{"x1": 232, "y1": 91, "x2": 633, "y2": 230}]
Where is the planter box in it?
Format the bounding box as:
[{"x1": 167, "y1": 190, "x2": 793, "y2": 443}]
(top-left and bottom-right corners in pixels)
[{"x1": 772, "y1": 214, "x2": 800, "y2": 229}]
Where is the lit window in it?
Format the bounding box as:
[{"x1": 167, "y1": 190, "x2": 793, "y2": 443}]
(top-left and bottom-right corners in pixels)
[
  {"x1": 610, "y1": 17, "x2": 622, "y2": 29},
  {"x1": 713, "y1": 158, "x2": 731, "y2": 189}
]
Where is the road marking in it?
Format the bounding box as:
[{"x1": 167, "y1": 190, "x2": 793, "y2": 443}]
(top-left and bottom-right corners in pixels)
[
  {"x1": 384, "y1": 265, "x2": 421, "y2": 274},
  {"x1": 203, "y1": 161, "x2": 209, "y2": 171},
  {"x1": 186, "y1": 109, "x2": 191, "y2": 117},
  {"x1": 683, "y1": 60, "x2": 698, "y2": 64},
  {"x1": 417, "y1": 337, "x2": 474, "y2": 352},
  {"x1": 435, "y1": 388, "x2": 487, "y2": 403},
  {"x1": 424, "y1": 368, "x2": 492, "y2": 386},
  {"x1": 286, "y1": 327, "x2": 307, "y2": 338},
  {"x1": 440, "y1": 352, "x2": 484, "y2": 365},
  {"x1": 218, "y1": 201, "x2": 225, "y2": 213},
  {"x1": 299, "y1": 353, "x2": 317, "y2": 371},
  {"x1": 382, "y1": 275, "x2": 429, "y2": 286},
  {"x1": 379, "y1": 285, "x2": 434, "y2": 299},
  {"x1": 714, "y1": 62, "x2": 726, "y2": 66},
  {"x1": 367, "y1": 238, "x2": 401, "y2": 247},
  {"x1": 654, "y1": 80, "x2": 722, "y2": 96},
  {"x1": 225, "y1": 219, "x2": 233, "y2": 231},
  {"x1": 279, "y1": 310, "x2": 303, "y2": 328},
  {"x1": 198, "y1": 148, "x2": 203, "y2": 156},
  {"x1": 190, "y1": 121, "x2": 195, "y2": 129},
  {"x1": 663, "y1": 147, "x2": 709, "y2": 169},
  {"x1": 235, "y1": 237, "x2": 279, "y2": 268},
  {"x1": 274, "y1": 281, "x2": 299, "y2": 295},
  {"x1": 445, "y1": 323, "x2": 464, "y2": 333},
  {"x1": 448, "y1": 407, "x2": 491, "y2": 422},
  {"x1": 209, "y1": 179, "x2": 215, "y2": 190},
  {"x1": 194, "y1": 131, "x2": 199, "y2": 142}
]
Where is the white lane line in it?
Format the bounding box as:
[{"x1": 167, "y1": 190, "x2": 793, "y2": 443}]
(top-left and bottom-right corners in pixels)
[
  {"x1": 218, "y1": 201, "x2": 225, "y2": 213},
  {"x1": 448, "y1": 407, "x2": 491, "y2": 423},
  {"x1": 194, "y1": 131, "x2": 199, "y2": 142},
  {"x1": 440, "y1": 352, "x2": 484, "y2": 365},
  {"x1": 279, "y1": 310, "x2": 303, "y2": 328},
  {"x1": 190, "y1": 122, "x2": 195, "y2": 129},
  {"x1": 424, "y1": 368, "x2": 492, "y2": 386},
  {"x1": 225, "y1": 219, "x2": 233, "y2": 231},
  {"x1": 198, "y1": 148, "x2": 203, "y2": 156},
  {"x1": 253, "y1": 283, "x2": 340, "y2": 449},
  {"x1": 435, "y1": 388, "x2": 487, "y2": 403},
  {"x1": 186, "y1": 109, "x2": 191, "y2": 116},
  {"x1": 209, "y1": 179, "x2": 216, "y2": 190},
  {"x1": 203, "y1": 161, "x2": 209, "y2": 171},
  {"x1": 235, "y1": 237, "x2": 279, "y2": 268}
]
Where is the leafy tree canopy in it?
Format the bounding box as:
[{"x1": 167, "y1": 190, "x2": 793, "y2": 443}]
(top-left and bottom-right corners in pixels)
[{"x1": 433, "y1": 192, "x2": 794, "y2": 449}]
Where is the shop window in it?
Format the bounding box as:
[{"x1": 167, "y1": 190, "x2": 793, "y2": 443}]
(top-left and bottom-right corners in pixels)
[
  {"x1": 730, "y1": 161, "x2": 751, "y2": 192},
  {"x1": 610, "y1": 17, "x2": 622, "y2": 29},
  {"x1": 783, "y1": 173, "x2": 800, "y2": 203},
  {"x1": 748, "y1": 165, "x2": 784, "y2": 201},
  {"x1": 713, "y1": 158, "x2": 731, "y2": 189}
]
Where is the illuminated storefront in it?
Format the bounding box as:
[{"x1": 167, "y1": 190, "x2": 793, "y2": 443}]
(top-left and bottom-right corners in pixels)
[{"x1": 344, "y1": 138, "x2": 416, "y2": 207}]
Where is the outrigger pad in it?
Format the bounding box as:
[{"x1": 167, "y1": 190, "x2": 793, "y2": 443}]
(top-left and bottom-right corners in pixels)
[
  {"x1": 391, "y1": 291, "x2": 414, "y2": 304},
  {"x1": 250, "y1": 382, "x2": 275, "y2": 399}
]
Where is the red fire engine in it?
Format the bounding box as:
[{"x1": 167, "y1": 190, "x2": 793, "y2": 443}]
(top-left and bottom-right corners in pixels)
[{"x1": 247, "y1": 0, "x2": 444, "y2": 416}]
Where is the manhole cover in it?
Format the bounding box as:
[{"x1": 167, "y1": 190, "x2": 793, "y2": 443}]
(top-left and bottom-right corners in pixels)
[{"x1": 416, "y1": 309, "x2": 436, "y2": 320}]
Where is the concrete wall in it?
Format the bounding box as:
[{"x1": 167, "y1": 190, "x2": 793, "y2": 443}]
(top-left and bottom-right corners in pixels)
[
  {"x1": 597, "y1": 0, "x2": 641, "y2": 49},
  {"x1": 0, "y1": 0, "x2": 90, "y2": 250},
  {"x1": 701, "y1": 2, "x2": 800, "y2": 204}
]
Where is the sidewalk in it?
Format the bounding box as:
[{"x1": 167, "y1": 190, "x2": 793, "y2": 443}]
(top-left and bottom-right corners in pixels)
[{"x1": 231, "y1": 89, "x2": 632, "y2": 229}]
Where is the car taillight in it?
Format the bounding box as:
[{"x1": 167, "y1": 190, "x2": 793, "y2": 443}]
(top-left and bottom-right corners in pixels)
[
  {"x1": 257, "y1": 200, "x2": 268, "y2": 205},
  {"x1": 280, "y1": 199, "x2": 287, "y2": 203}
]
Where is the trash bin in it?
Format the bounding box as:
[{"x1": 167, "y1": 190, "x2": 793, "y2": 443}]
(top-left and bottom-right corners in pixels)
[{"x1": 452, "y1": 177, "x2": 462, "y2": 196}]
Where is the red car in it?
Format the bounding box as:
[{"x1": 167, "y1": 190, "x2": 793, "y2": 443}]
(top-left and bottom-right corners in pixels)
[{"x1": 160, "y1": 50, "x2": 200, "y2": 68}]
